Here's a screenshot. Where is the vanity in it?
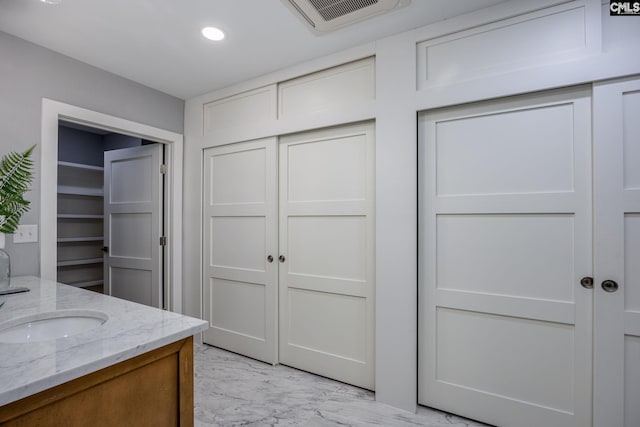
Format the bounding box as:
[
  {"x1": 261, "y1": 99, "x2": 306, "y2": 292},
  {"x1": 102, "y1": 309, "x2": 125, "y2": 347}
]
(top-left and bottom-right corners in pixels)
[{"x1": 0, "y1": 276, "x2": 207, "y2": 426}]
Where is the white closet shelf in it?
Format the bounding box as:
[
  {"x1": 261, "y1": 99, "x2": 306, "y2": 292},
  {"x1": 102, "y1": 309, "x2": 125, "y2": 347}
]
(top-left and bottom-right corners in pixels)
[
  {"x1": 57, "y1": 156, "x2": 106, "y2": 290},
  {"x1": 57, "y1": 236, "x2": 104, "y2": 243},
  {"x1": 57, "y1": 214, "x2": 104, "y2": 219},
  {"x1": 58, "y1": 161, "x2": 104, "y2": 172},
  {"x1": 57, "y1": 186, "x2": 103, "y2": 197},
  {"x1": 57, "y1": 258, "x2": 104, "y2": 267}
]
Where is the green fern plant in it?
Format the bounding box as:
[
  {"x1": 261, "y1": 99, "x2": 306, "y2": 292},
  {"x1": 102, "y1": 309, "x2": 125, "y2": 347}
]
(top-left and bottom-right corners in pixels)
[{"x1": 0, "y1": 145, "x2": 35, "y2": 234}]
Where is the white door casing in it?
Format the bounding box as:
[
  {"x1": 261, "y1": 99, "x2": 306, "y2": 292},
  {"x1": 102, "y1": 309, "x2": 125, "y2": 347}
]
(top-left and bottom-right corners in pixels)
[
  {"x1": 418, "y1": 87, "x2": 592, "y2": 427},
  {"x1": 202, "y1": 138, "x2": 278, "y2": 364},
  {"x1": 278, "y1": 121, "x2": 376, "y2": 390},
  {"x1": 593, "y1": 76, "x2": 640, "y2": 427},
  {"x1": 104, "y1": 144, "x2": 163, "y2": 308},
  {"x1": 40, "y1": 99, "x2": 184, "y2": 313}
]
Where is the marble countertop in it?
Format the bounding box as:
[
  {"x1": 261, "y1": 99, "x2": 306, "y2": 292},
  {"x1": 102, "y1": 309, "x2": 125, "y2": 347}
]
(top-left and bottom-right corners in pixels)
[{"x1": 0, "y1": 276, "x2": 208, "y2": 406}]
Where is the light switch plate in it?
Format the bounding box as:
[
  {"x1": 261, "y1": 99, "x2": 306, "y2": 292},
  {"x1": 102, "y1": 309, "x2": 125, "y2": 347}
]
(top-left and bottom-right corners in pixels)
[{"x1": 13, "y1": 224, "x2": 38, "y2": 243}]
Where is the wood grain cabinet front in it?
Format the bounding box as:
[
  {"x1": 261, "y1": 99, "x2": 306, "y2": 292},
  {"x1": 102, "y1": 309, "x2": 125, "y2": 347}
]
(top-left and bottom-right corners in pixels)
[{"x1": 0, "y1": 336, "x2": 194, "y2": 427}]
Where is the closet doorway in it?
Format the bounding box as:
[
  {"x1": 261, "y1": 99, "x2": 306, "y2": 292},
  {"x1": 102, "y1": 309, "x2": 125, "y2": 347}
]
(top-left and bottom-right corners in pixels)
[
  {"x1": 202, "y1": 121, "x2": 376, "y2": 390},
  {"x1": 40, "y1": 99, "x2": 184, "y2": 312},
  {"x1": 418, "y1": 80, "x2": 640, "y2": 427},
  {"x1": 56, "y1": 122, "x2": 164, "y2": 308}
]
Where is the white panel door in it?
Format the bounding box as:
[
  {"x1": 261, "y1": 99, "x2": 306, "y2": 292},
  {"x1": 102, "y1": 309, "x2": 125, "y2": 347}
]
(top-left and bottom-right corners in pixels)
[
  {"x1": 104, "y1": 144, "x2": 163, "y2": 308},
  {"x1": 202, "y1": 138, "x2": 278, "y2": 364},
  {"x1": 279, "y1": 122, "x2": 375, "y2": 390},
  {"x1": 593, "y1": 77, "x2": 640, "y2": 427},
  {"x1": 419, "y1": 87, "x2": 592, "y2": 427}
]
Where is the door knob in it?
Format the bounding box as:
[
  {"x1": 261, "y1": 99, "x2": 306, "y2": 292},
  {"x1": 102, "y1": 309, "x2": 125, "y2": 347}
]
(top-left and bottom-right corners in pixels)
[
  {"x1": 580, "y1": 277, "x2": 593, "y2": 289},
  {"x1": 267, "y1": 255, "x2": 273, "y2": 263},
  {"x1": 279, "y1": 255, "x2": 285, "y2": 263},
  {"x1": 601, "y1": 280, "x2": 619, "y2": 293},
  {"x1": 101, "y1": 246, "x2": 109, "y2": 253}
]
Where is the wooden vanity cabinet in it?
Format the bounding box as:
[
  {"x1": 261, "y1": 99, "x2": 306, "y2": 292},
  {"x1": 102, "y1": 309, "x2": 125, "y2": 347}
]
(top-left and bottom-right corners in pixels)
[{"x1": 0, "y1": 337, "x2": 194, "y2": 427}]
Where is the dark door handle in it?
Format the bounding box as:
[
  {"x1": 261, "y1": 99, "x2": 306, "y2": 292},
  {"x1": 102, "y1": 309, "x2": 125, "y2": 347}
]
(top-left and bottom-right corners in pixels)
[
  {"x1": 580, "y1": 277, "x2": 593, "y2": 289},
  {"x1": 601, "y1": 280, "x2": 619, "y2": 293},
  {"x1": 102, "y1": 246, "x2": 109, "y2": 253}
]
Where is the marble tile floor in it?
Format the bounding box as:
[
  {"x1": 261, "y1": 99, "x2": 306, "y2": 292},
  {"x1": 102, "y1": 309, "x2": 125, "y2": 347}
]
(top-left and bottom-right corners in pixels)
[{"x1": 194, "y1": 344, "x2": 490, "y2": 427}]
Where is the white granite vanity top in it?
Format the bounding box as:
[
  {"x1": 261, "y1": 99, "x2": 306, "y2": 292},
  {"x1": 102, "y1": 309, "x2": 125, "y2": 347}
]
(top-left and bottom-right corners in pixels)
[{"x1": 0, "y1": 276, "x2": 208, "y2": 406}]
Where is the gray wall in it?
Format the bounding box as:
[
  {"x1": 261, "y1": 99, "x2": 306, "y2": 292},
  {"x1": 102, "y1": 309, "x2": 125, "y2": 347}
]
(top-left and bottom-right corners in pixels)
[
  {"x1": 0, "y1": 31, "x2": 184, "y2": 276},
  {"x1": 58, "y1": 126, "x2": 105, "y2": 166},
  {"x1": 102, "y1": 133, "x2": 143, "y2": 152},
  {"x1": 58, "y1": 126, "x2": 143, "y2": 166}
]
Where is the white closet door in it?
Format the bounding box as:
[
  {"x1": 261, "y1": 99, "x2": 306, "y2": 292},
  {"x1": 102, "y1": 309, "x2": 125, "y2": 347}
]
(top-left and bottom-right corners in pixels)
[
  {"x1": 202, "y1": 138, "x2": 278, "y2": 364},
  {"x1": 279, "y1": 122, "x2": 375, "y2": 390},
  {"x1": 593, "y1": 77, "x2": 640, "y2": 427},
  {"x1": 418, "y1": 87, "x2": 592, "y2": 427},
  {"x1": 104, "y1": 144, "x2": 163, "y2": 308}
]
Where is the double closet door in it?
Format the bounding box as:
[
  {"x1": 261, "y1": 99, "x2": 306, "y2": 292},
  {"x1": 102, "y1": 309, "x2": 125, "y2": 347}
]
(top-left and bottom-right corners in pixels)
[
  {"x1": 202, "y1": 121, "x2": 375, "y2": 390},
  {"x1": 419, "y1": 79, "x2": 640, "y2": 427}
]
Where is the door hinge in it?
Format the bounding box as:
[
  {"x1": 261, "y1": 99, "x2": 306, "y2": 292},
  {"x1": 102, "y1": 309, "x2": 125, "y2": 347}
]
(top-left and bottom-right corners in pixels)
[
  {"x1": 160, "y1": 236, "x2": 167, "y2": 246},
  {"x1": 160, "y1": 164, "x2": 167, "y2": 174}
]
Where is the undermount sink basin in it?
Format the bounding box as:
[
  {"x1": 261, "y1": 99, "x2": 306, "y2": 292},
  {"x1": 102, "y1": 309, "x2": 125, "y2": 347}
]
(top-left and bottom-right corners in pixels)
[{"x1": 0, "y1": 310, "x2": 108, "y2": 343}]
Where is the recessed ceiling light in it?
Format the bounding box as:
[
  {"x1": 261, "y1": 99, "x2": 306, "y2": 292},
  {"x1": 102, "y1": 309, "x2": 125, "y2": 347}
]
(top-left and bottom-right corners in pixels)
[
  {"x1": 201, "y1": 27, "x2": 225, "y2": 41},
  {"x1": 40, "y1": 0, "x2": 62, "y2": 4}
]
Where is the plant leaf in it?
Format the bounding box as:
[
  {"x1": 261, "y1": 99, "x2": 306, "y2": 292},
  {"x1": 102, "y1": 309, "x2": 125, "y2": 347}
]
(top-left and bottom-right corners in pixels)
[{"x1": 0, "y1": 145, "x2": 35, "y2": 234}]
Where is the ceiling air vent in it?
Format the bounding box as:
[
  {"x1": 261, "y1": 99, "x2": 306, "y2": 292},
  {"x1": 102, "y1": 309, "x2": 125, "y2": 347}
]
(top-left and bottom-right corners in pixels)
[{"x1": 283, "y1": 0, "x2": 410, "y2": 35}]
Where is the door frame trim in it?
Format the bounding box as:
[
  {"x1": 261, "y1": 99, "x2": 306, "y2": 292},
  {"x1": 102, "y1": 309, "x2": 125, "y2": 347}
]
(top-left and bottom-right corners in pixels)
[{"x1": 40, "y1": 98, "x2": 185, "y2": 313}]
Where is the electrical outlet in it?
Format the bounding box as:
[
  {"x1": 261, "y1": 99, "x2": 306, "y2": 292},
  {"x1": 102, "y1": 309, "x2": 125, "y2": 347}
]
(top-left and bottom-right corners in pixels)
[{"x1": 13, "y1": 224, "x2": 38, "y2": 243}]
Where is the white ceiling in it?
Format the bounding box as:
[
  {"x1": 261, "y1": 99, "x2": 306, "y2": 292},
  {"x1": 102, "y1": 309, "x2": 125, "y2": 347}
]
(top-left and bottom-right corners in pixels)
[{"x1": 0, "y1": 0, "x2": 508, "y2": 99}]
